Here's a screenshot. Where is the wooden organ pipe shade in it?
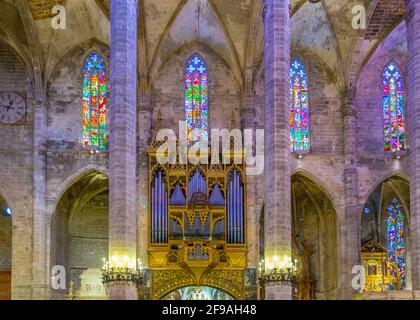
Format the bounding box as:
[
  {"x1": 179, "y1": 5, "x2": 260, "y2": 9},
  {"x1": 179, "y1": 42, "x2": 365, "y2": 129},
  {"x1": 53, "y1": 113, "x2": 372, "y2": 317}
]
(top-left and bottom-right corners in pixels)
[
  {"x1": 227, "y1": 170, "x2": 244, "y2": 244},
  {"x1": 151, "y1": 171, "x2": 168, "y2": 243}
]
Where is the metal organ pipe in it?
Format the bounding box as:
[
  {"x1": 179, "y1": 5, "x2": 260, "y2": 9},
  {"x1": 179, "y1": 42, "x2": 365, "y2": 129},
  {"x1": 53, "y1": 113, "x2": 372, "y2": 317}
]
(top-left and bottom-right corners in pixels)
[
  {"x1": 152, "y1": 177, "x2": 156, "y2": 243},
  {"x1": 231, "y1": 172, "x2": 234, "y2": 244},
  {"x1": 230, "y1": 175, "x2": 233, "y2": 244},
  {"x1": 162, "y1": 173, "x2": 166, "y2": 243},
  {"x1": 237, "y1": 173, "x2": 241, "y2": 243},
  {"x1": 151, "y1": 182, "x2": 154, "y2": 243},
  {"x1": 237, "y1": 173, "x2": 241, "y2": 244},
  {"x1": 161, "y1": 178, "x2": 164, "y2": 243},
  {"x1": 201, "y1": 173, "x2": 206, "y2": 193},
  {"x1": 160, "y1": 173, "x2": 164, "y2": 243},
  {"x1": 231, "y1": 175, "x2": 235, "y2": 244},
  {"x1": 156, "y1": 173, "x2": 160, "y2": 243},
  {"x1": 226, "y1": 179, "x2": 229, "y2": 243},
  {"x1": 236, "y1": 172, "x2": 239, "y2": 244},
  {"x1": 158, "y1": 172, "x2": 163, "y2": 243},
  {"x1": 157, "y1": 179, "x2": 160, "y2": 244},
  {"x1": 237, "y1": 172, "x2": 240, "y2": 243},
  {"x1": 239, "y1": 176, "x2": 243, "y2": 244},
  {"x1": 164, "y1": 181, "x2": 168, "y2": 243},
  {"x1": 235, "y1": 173, "x2": 238, "y2": 244},
  {"x1": 233, "y1": 172, "x2": 238, "y2": 244},
  {"x1": 155, "y1": 176, "x2": 159, "y2": 243}
]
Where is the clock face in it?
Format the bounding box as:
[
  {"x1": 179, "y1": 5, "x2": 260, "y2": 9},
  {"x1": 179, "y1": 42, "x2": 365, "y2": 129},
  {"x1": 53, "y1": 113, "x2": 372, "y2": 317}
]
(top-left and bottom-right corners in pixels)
[{"x1": 0, "y1": 92, "x2": 26, "y2": 124}]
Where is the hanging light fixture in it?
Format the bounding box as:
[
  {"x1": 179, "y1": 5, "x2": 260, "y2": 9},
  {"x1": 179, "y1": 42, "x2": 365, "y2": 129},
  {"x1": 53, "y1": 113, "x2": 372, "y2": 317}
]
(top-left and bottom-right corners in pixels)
[
  {"x1": 1, "y1": 204, "x2": 12, "y2": 217},
  {"x1": 101, "y1": 257, "x2": 147, "y2": 289},
  {"x1": 258, "y1": 255, "x2": 298, "y2": 286}
]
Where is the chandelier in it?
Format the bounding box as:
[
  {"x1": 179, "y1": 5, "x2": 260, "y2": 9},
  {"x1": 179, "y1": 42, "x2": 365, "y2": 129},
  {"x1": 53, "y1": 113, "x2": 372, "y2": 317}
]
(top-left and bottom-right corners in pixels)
[
  {"x1": 258, "y1": 256, "x2": 298, "y2": 286},
  {"x1": 101, "y1": 257, "x2": 147, "y2": 288}
]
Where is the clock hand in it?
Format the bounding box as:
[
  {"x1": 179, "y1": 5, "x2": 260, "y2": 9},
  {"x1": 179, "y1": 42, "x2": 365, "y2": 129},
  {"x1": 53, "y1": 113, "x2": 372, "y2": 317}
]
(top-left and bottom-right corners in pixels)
[
  {"x1": 10, "y1": 96, "x2": 18, "y2": 105},
  {"x1": 0, "y1": 105, "x2": 12, "y2": 111}
]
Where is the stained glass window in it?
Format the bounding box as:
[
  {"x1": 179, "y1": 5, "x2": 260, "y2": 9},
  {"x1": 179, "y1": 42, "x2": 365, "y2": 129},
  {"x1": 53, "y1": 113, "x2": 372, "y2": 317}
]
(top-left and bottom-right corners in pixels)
[
  {"x1": 387, "y1": 198, "x2": 406, "y2": 289},
  {"x1": 82, "y1": 53, "x2": 107, "y2": 150},
  {"x1": 184, "y1": 54, "x2": 208, "y2": 147},
  {"x1": 290, "y1": 59, "x2": 310, "y2": 152},
  {"x1": 382, "y1": 62, "x2": 406, "y2": 153}
]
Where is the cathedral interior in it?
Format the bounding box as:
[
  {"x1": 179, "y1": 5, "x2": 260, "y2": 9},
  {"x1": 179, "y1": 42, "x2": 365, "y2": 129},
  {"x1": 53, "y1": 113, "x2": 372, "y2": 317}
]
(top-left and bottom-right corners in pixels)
[{"x1": 1, "y1": 0, "x2": 420, "y2": 301}]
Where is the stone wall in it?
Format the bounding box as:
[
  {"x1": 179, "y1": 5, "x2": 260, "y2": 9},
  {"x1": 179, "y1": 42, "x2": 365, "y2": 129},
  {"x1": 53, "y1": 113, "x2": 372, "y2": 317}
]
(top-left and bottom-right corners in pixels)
[
  {"x1": 0, "y1": 38, "x2": 34, "y2": 299},
  {"x1": 47, "y1": 41, "x2": 109, "y2": 151},
  {"x1": 45, "y1": 41, "x2": 110, "y2": 300},
  {"x1": 150, "y1": 47, "x2": 241, "y2": 138},
  {"x1": 68, "y1": 198, "x2": 108, "y2": 293},
  {"x1": 292, "y1": 175, "x2": 338, "y2": 299},
  {"x1": 0, "y1": 213, "x2": 12, "y2": 271}
]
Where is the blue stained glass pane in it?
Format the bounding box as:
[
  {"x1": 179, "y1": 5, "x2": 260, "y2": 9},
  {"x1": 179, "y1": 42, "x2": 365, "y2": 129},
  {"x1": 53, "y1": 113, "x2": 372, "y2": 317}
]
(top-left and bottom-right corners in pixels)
[
  {"x1": 382, "y1": 62, "x2": 406, "y2": 153},
  {"x1": 184, "y1": 54, "x2": 208, "y2": 148},
  {"x1": 387, "y1": 198, "x2": 406, "y2": 289},
  {"x1": 290, "y1": 59, "x2": 310, "y2": 153}
]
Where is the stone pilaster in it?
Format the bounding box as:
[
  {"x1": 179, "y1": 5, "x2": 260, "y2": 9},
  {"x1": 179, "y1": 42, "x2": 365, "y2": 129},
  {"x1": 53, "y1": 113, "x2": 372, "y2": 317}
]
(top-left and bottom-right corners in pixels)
[
  {"x1": 406, "y1": 0, "x2": 420, "y2": 299},
  {"x1": 109, "y1": 0, "x2": 139, "y2": 300},
  {"x1": 263, "y1": 0, "x2": 292, "y2": 300},
  {"x1": 242, "y1": 96, "x2": 258, "y2": 269},
  {"x1": 31, "y1": 75, "x2": 48, "y2": 300},
  {"x1": 338, "y1": 88, "x2": 360, "y2": 299},
  {"x1": 137, "y1": 88, "x2": 151, "y2": 293}
]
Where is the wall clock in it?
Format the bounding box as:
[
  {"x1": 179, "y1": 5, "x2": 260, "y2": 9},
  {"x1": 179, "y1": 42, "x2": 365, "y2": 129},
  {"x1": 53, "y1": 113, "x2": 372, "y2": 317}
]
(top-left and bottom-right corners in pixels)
[{"x1": 0, "y1": 92, "x2": 26, "y2": 124}]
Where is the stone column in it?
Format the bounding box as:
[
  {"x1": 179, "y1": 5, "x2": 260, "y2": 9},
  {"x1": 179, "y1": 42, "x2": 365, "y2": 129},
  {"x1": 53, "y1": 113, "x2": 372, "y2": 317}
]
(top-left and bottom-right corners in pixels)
[
  {"x1": 16, "y1": 0, "x2": 49, "y2": 300},
  {"x1": 406, "y1": 0, "x2": 420, "y2": 300},
  {"x1": 263, "y1": 0, "x2": 292, "y2": 300},
  {"x1": 32, "y1": 72, "x2": 48, "y2": 300},
  {"x1": 338, "y1": 88, "x2": 360, "y2": 299},
  {"x1": 109, "y1": 0, "x2": 138, "y2": 300}
]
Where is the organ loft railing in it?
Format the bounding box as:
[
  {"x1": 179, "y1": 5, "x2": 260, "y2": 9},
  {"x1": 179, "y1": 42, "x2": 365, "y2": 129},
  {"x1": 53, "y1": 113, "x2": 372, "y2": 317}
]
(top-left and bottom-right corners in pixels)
[{"x1": 147, "y1": 145, "x2": 247, "y2": 299}]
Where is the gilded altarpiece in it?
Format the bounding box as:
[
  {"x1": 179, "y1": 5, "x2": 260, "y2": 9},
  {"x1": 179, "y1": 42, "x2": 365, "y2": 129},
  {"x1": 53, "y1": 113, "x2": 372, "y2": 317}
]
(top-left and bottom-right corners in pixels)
[
  {"x1": 360, "y1": 240, "x2": 401, "y2": 293},
  {"x1": 148, "y1": 147, "x2": 247, "y2": 300}
]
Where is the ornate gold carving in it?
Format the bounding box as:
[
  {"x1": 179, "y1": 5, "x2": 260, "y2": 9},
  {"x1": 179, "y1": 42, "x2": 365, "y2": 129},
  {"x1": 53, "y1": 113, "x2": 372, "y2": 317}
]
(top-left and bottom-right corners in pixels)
[
  {"x1": 201, "y1": 270, "x2": 244, "y2": 299},
  {"x1": 361, "y1": 240, "x2": 401, "y2": 292},
  {"x1": 148, "y1": 145, "x2": 247, "y2": 300},
  {"x1": 152, "y1": 270, "x2": 195, "y2": 300}
]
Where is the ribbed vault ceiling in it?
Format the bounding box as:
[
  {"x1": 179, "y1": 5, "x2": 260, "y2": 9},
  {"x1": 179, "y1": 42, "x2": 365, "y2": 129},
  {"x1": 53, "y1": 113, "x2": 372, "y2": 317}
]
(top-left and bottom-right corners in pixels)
[{"x1": 0, "y1": 0, "x2": 409, "y2": 88}]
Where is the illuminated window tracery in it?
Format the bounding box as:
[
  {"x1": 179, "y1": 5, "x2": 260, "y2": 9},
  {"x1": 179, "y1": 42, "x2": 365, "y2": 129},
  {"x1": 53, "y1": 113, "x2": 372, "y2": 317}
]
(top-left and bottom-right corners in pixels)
[
  {"x1": 184, "y1": 54, "x2": 208, "y2": 147},
  {"x1": 387, "y1": 198, "x2": 406, "y2": 288},
  {"x1": 382, "y1": 62, "x2": 406, "y2": 153},
  {"x1": 290, "y1": 59, "x2": 310, "y2": 153},
  {"x1": 82, "y1": 53, "x2": 107, "y2": 150}
]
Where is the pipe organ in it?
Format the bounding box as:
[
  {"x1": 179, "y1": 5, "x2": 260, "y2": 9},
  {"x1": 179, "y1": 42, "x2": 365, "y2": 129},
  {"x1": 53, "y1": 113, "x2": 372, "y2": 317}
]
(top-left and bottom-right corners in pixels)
[{"x1": 147, "y1": 148, "x2": 247, "y2": 299}]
